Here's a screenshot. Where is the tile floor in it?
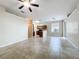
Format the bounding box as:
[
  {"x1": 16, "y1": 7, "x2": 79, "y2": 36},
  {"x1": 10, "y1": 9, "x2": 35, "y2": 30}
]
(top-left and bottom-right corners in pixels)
[{"x1": 0, "y1": 37, "x2": 79, "y2": 59}]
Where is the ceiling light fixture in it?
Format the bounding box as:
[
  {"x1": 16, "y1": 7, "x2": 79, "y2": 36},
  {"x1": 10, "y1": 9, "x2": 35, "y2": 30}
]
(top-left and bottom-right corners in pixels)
[
  {"x1": 23, "y1": 1, "x2": 30, "y2": 7},
  {"x1": 18, "y1": 0, "x2": 39, "y2": 12},
  {"x1": 34, "y1": 20, "x2": 40, "y2": 24}
]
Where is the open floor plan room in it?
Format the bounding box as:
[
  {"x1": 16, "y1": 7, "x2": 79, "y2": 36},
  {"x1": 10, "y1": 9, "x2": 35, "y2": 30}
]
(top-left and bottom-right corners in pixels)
[{"x1": 0, "y1": 0, "x2": 79, "y2": 59}]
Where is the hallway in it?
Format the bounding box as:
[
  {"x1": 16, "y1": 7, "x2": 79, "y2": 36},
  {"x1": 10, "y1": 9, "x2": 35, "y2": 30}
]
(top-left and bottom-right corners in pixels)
[{"x1": 0, "y1": 37, "x2": 79, "y2": 59}]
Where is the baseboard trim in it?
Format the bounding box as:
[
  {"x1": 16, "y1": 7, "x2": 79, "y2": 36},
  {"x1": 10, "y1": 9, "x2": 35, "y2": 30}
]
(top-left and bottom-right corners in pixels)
[
  {"x1": 66, "y1": 38, "x2": 79, "y2": 49},
  {"x1": 0, "y1": 39, "x2": 26, "y2": 48}
]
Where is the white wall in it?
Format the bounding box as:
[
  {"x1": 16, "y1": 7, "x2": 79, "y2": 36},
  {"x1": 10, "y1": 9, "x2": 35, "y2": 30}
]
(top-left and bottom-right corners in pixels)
[
  {"x1": 66, "y1": 8, "x2": 79, "y2": 48},
  {"x1": 0, "y1": 7, "x2": 28, "y2": 47}
]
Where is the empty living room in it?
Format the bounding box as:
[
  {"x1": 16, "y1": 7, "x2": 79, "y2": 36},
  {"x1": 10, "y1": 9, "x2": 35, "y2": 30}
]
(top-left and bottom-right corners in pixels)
[{"x1": 0, "y1": 0, "x2": 79, "y2": 59}]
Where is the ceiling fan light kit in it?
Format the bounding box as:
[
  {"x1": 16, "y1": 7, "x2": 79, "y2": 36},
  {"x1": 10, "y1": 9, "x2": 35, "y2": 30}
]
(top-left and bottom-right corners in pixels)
[{"x1": 18, "y1": 0, "x2": 39, "y2": 12}]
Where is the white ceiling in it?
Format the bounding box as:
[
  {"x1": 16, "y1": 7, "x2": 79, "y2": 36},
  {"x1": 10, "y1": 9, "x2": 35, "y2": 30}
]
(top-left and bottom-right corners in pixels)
[{"x1": 0, "y1": 0, "x2": 78, "y2": 21}]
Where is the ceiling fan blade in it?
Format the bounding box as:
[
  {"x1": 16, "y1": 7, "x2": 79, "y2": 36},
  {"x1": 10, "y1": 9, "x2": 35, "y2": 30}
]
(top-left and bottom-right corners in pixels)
[
  {"x1": 18, "y1": 0, "x2": 23, "y2": 2},
  {"x1": 21, "y1": 11, "x2": 25, "y2": 13},
  {"x1": 19, "y1": 5, "x2": 24, "y2": 9},
  {"x1": 30, "y1": 3, "x2": 39, "y2": 7},
  {"x1": 18, "y1": 0, "x2": 25, "y2": 2},
  {"x1": 28, "y1": 7, "x2": 32, "y2": 12}
]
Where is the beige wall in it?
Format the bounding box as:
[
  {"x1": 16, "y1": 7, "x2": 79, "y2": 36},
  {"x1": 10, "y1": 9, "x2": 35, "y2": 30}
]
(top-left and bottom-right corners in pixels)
[{"x1": 28, "y1": 18, "x2": 33, "y2": 38}]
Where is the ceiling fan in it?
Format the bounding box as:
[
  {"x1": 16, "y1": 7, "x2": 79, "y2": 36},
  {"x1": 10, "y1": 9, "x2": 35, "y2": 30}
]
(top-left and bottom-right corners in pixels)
[{"x1": 18, "y1": 0, "x2": 39, "y2": 12}]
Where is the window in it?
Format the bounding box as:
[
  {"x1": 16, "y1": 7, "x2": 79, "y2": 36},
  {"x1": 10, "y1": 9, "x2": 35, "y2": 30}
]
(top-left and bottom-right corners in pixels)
[{"x1": 51, "y1": 22, "x2": 59, "y2": 32}]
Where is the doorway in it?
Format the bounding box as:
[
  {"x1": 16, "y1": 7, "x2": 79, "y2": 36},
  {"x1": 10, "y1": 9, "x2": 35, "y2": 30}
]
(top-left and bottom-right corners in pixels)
[{"x1": 33, "y1": 24, "x2": 47, "y2": 38}]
